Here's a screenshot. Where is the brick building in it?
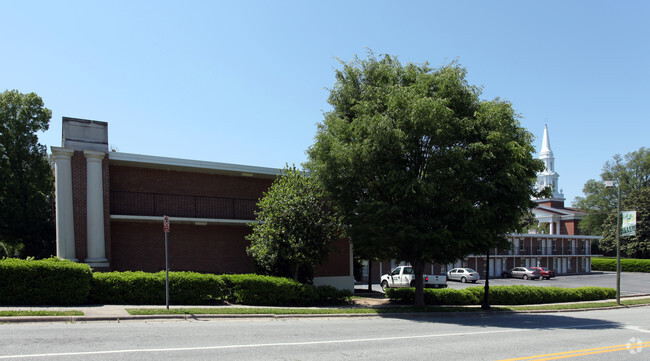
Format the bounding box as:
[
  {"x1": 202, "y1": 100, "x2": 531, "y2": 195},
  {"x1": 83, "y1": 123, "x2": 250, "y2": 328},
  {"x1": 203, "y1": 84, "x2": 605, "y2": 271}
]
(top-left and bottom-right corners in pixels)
[
  {"x1": 51, "y1": 118, "x2": 353, "y2": 290},
  {"x1": 363, "y1": 125, "x2": 599, "y2": 281}
]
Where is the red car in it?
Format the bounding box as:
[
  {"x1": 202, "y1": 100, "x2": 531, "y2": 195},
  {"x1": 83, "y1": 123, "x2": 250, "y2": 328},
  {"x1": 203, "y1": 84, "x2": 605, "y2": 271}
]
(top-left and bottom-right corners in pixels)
[{"x1": 530, "y1": 267, "x2": 556, "y2": 280}]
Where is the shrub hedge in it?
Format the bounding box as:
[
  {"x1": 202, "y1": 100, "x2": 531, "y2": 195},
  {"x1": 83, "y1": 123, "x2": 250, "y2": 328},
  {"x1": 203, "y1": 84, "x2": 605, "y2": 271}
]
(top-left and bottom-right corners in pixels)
[
  {"x1": 90, "y1": 272, "x2": 351, "y2": 306},
  {"x1": 89, "y1": 271, "x2": 226, "y2": 305},
  {"x1": 386, "y1": 288, "x2": 479, "y2": 305},
  {"x1": 386, "y1": 286, "x2": 615, "y2": 306},
  {"x1": 0, "y1": 257, "x2": 92, "y2": 305},
  {"x1": 591, "y1": 258, "x2": 650, "y2": 273}
]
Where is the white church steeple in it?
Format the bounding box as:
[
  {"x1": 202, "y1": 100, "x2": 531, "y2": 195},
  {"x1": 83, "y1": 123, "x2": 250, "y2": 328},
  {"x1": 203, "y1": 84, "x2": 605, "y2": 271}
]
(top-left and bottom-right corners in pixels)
[{"x1": 536, "y1": 125, "x2": 564, "y2": 200}]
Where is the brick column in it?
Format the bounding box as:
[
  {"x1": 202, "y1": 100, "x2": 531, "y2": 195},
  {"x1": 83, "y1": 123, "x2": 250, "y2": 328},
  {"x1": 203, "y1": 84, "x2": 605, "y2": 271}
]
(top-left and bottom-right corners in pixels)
[
  {"x1": 84, "y1": 150, "x2": 109, "y2": 267},
  {"x1": 51, "y1": 147, "x2": 77, "y2": 261}
]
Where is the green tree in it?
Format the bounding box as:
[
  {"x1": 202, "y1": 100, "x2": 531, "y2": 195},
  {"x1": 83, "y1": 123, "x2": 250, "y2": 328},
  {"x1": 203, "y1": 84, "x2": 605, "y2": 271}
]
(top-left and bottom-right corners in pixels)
[
  {"x1": 600, "y1": 188, "x2": 649, "y2": 258},
  {"x1": 307, "y1": 53, "x2": 544, "y2": 306},
  {"x1": 574, "y1": 148, "x2": 650, "y2": 236},
  {"x1": 0, "y1": 90, "x2": 54, "y2": 258},
  {"x1": 246, "y1": 165, "x2": 342, "y2": 282}
]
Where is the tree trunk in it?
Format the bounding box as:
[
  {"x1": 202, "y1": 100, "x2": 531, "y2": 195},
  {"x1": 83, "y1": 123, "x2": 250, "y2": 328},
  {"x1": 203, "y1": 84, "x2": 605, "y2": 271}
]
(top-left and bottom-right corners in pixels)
[
  {"x1": 482, "y1": 248, "x2": 491, "y2": 310},
  {"x1": 293, "y1": 264, "x2": 299, "y2": 282},
  {"x1": 367, "y1": 260, "x2": 373, "y2": 292},
  {"x1": 411, "y1": 260, "x2": 425, "y2": 307}
]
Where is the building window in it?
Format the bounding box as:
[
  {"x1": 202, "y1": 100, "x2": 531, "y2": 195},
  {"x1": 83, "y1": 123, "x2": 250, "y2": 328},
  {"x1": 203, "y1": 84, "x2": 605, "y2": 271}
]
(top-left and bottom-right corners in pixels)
[
  {"x1": 520, "y1": 242, "x2": 525, "y2": 251},
  {"x1": 581, "y1": 241, "x2": 585, "y2": 252},
  {"x1": 537, "y1": 241, "x2": 541, "y2": 251},
  {"x1": 581, "y1": 257, "x2": 586, "y2": 270},
  {"x1": 552, "y1": 240, "x2": 557, "y2": 251}
]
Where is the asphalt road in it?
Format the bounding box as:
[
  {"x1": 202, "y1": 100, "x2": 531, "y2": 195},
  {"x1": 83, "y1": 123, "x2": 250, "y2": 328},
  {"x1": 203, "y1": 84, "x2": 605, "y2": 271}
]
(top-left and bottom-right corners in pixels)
[
  {"x1": 362, "y1": 271, "x2": 650, "y2": 296},
  {"x1": 1, "y1": 306, "x2": 649, "y2": 360}
]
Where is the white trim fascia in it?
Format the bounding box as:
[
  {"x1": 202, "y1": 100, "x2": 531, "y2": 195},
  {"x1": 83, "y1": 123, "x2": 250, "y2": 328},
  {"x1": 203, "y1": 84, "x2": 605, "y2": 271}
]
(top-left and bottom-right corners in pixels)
[
  {"x1": 108, "y1": 152, "x2": 280, "y2": 178},
  {"x1": 110, "y1": 214, "x2": 258, "y2": 226},
  {"x1": 509, "y1": 233, "x2": 602, "y2": 240}
]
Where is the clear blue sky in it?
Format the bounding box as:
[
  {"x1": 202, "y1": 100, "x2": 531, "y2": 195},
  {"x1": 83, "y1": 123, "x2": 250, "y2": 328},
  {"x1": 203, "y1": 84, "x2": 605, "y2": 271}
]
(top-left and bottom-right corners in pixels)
[{"x1": 2, "y1": 0, "x2": 648, "y2": 205}]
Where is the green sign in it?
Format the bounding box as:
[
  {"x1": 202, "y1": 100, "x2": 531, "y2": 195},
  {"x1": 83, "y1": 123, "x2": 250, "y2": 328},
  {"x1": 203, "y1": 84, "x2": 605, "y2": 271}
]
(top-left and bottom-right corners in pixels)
[{"x1": 622, "y1": 211, "x2": 636, "y2": 237}]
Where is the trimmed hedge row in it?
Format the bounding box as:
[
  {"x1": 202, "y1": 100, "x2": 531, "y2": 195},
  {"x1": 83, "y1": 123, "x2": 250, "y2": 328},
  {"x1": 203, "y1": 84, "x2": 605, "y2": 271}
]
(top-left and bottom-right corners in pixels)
[
  {"x1": 0, "y1": 258, "x2": 351, "y2": 306},
  {"x1": 89, "y1": 271, "x2": 226, "y2": 305},
  {"x1": 0, "y1": 258, "x2": 92, "y2": 305},
  {"x1": 386, "y1": 286, "x2": 616, "y2": 305},
  {"x1": 591, "y1": 258, "x2": 650, "y2": 273}
]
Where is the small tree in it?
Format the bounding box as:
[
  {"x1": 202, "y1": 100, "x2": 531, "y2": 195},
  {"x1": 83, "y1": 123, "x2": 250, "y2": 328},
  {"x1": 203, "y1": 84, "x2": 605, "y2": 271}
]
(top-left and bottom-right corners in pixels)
[
  {"x1": 0, "y1": 90, "x2": 54, "y2": 258},
  {"x1": 600, "y1": 188, "x2": 649, "y2": 258},
  {"x1": 246, "y1": 165, "x2": 342, "y2": 282},
  {"x1": 574, "y1": 147, "x2": 650, "y2": 236}
]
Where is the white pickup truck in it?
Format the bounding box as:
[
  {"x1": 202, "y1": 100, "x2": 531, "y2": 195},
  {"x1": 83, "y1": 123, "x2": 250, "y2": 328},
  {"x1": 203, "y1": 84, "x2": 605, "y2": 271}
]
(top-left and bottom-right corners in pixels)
[{"x1": 380, "y1": 265, "x2": 447, "y2": 291}]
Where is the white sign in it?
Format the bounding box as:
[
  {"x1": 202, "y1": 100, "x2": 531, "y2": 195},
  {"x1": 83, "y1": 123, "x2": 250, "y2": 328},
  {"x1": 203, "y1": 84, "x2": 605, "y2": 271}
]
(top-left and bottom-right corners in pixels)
[{"x1": 622, "y1": 211, "x2": 636, "y2": 237}]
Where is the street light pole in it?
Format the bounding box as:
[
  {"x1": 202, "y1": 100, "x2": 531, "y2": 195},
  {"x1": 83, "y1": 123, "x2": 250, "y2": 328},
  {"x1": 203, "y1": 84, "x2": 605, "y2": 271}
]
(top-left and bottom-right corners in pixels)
[
  {"x1": 615, "y1": 186, "x2": 621, "y2": 305},
  {"x1": 605, "y1": 181, "x2": 621, "y2": 305}
]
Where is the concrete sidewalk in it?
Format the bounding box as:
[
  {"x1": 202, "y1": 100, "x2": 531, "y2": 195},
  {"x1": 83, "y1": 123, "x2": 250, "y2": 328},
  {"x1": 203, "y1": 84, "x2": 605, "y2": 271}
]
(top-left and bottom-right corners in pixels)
[{"x1": 1, "y1": 295, "x2": 649, "y2": 324}]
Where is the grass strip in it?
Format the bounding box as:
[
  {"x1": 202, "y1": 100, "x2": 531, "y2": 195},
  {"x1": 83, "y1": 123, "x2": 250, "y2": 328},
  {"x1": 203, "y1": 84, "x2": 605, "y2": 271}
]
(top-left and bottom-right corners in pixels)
[
  {"x1": 0, "y1": 310, "x2": 84, "y2": 317},
  {"x1": 128, "y1": 297, "x2": 650, "y2": 315},
  {"x1": 505, "y1": 297, "x2": 650, "y2": 311}
]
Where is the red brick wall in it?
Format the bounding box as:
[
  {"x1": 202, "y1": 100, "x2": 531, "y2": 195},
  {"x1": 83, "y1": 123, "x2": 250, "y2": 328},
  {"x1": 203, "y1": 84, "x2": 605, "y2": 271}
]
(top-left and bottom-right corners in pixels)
[
  {"x1": 562, "y1": 220, "x2": 580, "y2": 235},
  {"x1": 71, "y1": 151, "x2": 87, "y2": 261},
  {"x1": 70, "y1": 151, "x2": 111, "y2": 264},
  {"x1": 109, "y1": 165, "x2": 274, "y2": 199},
  {"x1": 314, "y1": 238, "x2": 350, "y2": 277},
  {"x1": 110, "y1": 221, "x2": 256, "y2": 274}
]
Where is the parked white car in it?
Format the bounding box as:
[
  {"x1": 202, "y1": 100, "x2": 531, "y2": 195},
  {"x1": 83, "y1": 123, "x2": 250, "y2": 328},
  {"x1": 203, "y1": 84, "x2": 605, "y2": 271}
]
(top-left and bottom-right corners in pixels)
[
  {"x1": 380, "y1": 266, "x2": 447, "y2": 291},
  {"x1": 446, "y1": 268, "x2": 480, "y2": 283}
]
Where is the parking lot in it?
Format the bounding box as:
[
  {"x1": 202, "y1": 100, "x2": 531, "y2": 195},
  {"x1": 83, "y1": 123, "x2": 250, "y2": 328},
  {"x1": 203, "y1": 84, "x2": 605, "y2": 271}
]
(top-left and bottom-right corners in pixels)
[{"x1": 358, "y1": 271, "x2": 650, "y2": 297}]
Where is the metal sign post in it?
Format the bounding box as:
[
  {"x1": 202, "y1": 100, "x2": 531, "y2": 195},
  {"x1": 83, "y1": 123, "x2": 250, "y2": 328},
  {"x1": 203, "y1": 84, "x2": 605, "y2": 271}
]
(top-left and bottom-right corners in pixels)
[{"x1": 163, "y1": 216, "x2": 170, "y2": 310}]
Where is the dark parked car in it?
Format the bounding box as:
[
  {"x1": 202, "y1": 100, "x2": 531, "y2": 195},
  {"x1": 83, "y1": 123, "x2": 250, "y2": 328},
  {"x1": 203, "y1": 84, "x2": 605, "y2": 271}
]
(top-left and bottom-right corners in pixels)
[
  {"x1": 501, "y1": 267, "x2": 541, "y2": 280},
  {"x1": 530, "y1": 267, "x2": 556, "y2": 280}
]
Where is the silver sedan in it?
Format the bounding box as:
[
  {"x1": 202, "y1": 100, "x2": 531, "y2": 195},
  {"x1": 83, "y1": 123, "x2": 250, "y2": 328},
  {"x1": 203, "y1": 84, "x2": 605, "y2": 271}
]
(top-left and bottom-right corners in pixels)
[{"x1": 446, "y1": 268, "x2": 480, "y2": 283}]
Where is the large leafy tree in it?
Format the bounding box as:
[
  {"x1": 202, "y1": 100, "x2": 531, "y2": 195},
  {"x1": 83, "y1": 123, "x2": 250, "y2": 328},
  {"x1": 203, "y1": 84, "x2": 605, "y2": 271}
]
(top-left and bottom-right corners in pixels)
[
  {"x1": 0, "y1": 90, "x2": 54, "y2": 258},
  {"x1": 246, "y1": 165, "x2": 342, "y2": 282},
  {"x1": 574, "y1": 147, "x2": 650, "y2": 236},
  {"x1": 600, "y1": 188, "x2": 649, "y2": 258},
  {"x1": 307, "y1": 54, "x2": 544, "y2": 306}
]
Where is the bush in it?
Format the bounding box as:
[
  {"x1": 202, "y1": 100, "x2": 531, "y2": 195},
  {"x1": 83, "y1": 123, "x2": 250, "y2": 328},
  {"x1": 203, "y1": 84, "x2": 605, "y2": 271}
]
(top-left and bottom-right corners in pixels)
[
  {"x1": 0, "y1": 257, "x2": 92, "y2": 305},
  {"x1": 89, "y1": 271, "x2": 226, "y2": 305},
  {"x1": 386, "y1": 288, "x2": 478, "y2": 305},
  {"x1": 592, "y1": 258, "x2": 650, "y2": 273},
  {"x1": 219, "y1": 274, "x2": 350, "y2": 306},
  {"x1": 386, "y1": 286, "x2": 615, "y2": 306}
]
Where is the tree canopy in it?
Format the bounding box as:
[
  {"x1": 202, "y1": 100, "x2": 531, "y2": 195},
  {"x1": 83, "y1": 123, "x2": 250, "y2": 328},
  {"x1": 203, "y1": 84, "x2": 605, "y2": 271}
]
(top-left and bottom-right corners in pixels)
[
  {"x1": 307, "y1": 53, "x2": 544, "y2": 305},
  {"x1": 573, "y1": 147, "x2": 650, "y2": 236},
  {"x1": 0, "y1": 90, "x2": 54, "y2": 258},
  {"x1": 600, "y1": 188, "x2": 649, "y2": 258},
  {"x1": 246, "y1": 165, "x2": 342, "y2": 282}
]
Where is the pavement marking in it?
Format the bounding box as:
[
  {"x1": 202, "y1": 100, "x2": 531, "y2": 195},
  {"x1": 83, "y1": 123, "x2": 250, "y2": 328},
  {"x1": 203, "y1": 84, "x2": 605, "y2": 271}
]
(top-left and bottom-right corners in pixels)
[
  {"x1": 497, "y1": 341, "x2": 650, "y2": 361},
  {"x1": 0, "y1": 322, "x2": 616, "y2": 359}
]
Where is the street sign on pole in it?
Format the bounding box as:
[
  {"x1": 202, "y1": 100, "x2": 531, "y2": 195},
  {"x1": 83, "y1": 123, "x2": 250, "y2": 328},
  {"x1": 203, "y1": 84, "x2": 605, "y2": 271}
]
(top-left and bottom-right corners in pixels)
[
  {"x1": 163, "y1": 215, "x2": 170, "y2": 310},
  {"x1": 163, "y1": 215, "x2": 170, "y2": 233}
]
